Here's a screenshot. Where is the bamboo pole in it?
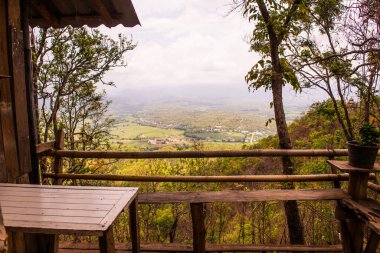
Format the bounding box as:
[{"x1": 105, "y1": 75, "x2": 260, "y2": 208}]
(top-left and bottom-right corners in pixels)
[
  {"x1": 46, "y1": 149, "x2": 351, "y2": 159},
  {"x1": 41, "y1": 172, "x2": 377, "y2": 183}
]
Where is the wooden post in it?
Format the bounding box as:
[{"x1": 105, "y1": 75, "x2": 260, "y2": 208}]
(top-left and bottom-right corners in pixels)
[
  {"x1": 345, "y1": 172, "x2": 369, "y2": 253},
  {"x1": 190, "y1": 203, "x2": 206, "y2": 253},
  {"x1": 129, "y1": 198, "x2": 140, "y2": 253},
  {"x1": 53, "y1": 130, "x2": 64, "y2": 185},
  {"x1": 99, "y1": 225, "x2": 115, "y2": 253},
  {"x1": 364, "y1": 231, "x2": 380, "y2": 253}
]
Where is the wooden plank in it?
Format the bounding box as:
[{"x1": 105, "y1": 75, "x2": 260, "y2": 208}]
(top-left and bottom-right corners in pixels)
[
  {"x1": 2, "y1": 207, "x2": 108, "y2": 218},
  {"x1": 0, "y1": 183, "x2": 137, "y2": 191},
  {"x1": 0, "y1": 186, "x2": 127, "y2": 195},
  {"x1": 58, "y1": 242, "x2": 344, "y2": 252},
  {"x1": 129, "y1": 199, "x2": 140, "y2": 253},
  {"x1": 191, "y1": 203, "x2": 206, "y2": 253},
  {"x1": 0, "y1": 0, "x2": 20, "y2": 183},
  {"x1": 99, "y1": 225, "x2": 115, "y2": 253},
  {"x1": 42, "y1": 172, "x2": 354, "y2": 183},
  {"x1": 340, "y1": 199, "x2": 380, "y2": 235},
  {"x1": 0, "y1": 200, "x2": 113, "y2": 211},
  {"x1": 0, "y1": 195, "x2": 117, "y2": 205},
  {"x1": 36, "y1": 141, "x2": 55, "y2": 155},
  {"x1": 49, "y1": 149, "x2": 350, "y2": 159},
  {"x1": 0, "y1": 190, "x2": 123, "y2": 200},
  {"x1": 8, "y1": 0, "x2": 32, "y2": 177},
  {"x1": 328, "y1": 160, "x2": 380, "y2": 173},
  {"x1": 138, "y1": 189, "x2": 350, "y2": 204},
  {"x1": 5, "y1": 221, "x2": 104, "y2": 235},
  {"x1": 0, "y1": 0, "x2": 8, "y2": 184},
  {"x1": 3, "y1": 213, "x2": 102, "y2": 224},
  {"x1": 100, "y1": 189, "x2": 138, "y2": 229},
  {"x1": 53, "y1": 130, "x2": 64, "y2": 185},
  {"x1": 93, "y1": 0, "x2": 114, "y2": 27},
  {"x1": 30, "y1": 0, "x2": 58, "y2": 25}
]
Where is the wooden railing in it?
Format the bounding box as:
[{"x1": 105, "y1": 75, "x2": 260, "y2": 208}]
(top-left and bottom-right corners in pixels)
[{"x1": 35, "y1": 138, "x2": 380, "y2": 253}]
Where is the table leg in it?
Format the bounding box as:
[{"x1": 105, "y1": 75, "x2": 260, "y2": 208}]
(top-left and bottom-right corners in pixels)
[
  {"x1": 99, "y1": 225, "x2": 115, "y2": 253},
  {"x1": 129, "y1": 199, "x2": 140, "y2": 253}
]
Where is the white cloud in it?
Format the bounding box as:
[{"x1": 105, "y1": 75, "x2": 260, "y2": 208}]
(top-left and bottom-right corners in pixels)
[{"x1": 100, "y1": 0, "x2": 259, "y2": 95}]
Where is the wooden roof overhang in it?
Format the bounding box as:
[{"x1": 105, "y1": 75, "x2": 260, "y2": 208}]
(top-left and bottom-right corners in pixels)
[{"x1": 27, "y1": 0, "x2": 140, "y2": 28}]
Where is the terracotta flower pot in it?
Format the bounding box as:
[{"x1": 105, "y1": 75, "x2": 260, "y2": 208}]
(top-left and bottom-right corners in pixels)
[{"x1": 347, "y1": 141, "x2": 378, "y2": 169}]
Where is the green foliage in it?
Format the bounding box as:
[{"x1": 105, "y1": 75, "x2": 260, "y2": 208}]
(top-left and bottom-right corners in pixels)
[{"x1": 358, "y1": 124, "x2": 380, "y2": 146}]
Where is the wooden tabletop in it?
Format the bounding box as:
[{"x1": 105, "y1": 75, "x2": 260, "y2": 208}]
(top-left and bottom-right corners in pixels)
[
  {"x1": 0, "y1": 183, "x2": 138, "y2": 236},
  {"x1": 327, "y1": 160, "x2": 380, "y2": 173}
]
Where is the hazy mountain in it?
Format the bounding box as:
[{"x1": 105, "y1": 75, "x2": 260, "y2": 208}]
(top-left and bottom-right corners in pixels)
[{"x1": 108, "y1": 84, "x2": 324, "y2": 119}]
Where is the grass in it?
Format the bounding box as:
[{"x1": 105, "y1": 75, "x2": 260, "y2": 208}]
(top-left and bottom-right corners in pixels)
[{"x1": 111, "y1": 122, "x2": 185, "y2": 140}]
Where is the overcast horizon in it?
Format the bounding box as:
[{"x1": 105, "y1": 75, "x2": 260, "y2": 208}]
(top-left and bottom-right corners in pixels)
[{"x1": 99, "y1": 0, "x2": 328, "y2": 112}]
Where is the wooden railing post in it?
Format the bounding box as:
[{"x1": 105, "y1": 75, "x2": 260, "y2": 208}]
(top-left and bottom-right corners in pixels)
[
  {"x1": 129, "y1": 198, "x2": 140, "y2": 253},
  {"x1": 191, "y1": 203, "x2": 206, "y2": 253},
  {"x1": 53, "y1": 130, "x2": 64, "y2": 185},
  {"x1": 346, "y1": 172, "x2": 369, "y2": 253}
]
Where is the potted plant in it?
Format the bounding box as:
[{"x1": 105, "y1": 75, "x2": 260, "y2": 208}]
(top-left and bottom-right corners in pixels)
[{"x1": 347, "y1": 124, "x2": 380, "y2": 169}]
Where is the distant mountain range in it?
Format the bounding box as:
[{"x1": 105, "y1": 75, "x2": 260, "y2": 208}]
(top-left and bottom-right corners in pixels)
[{"x1": 107, "y1": 83, "x2": 326, "y2": 120}]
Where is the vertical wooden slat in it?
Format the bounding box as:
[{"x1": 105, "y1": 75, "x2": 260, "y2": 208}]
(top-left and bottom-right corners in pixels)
[
  {"x1": 99, "y1": 225, "x2": 115, "y2": 253},
  {"x1": 21, "y1": 0, "x2": 39, "y2": 184},
  {"x1": 8, "y1": 0, "x2": 32, "y2": 178},
  {"x1": 191, "y1": 203, "x2": 206, "y2": 253},
  {"x1": 0, "y1": 0, "x2": 9, "y2": 183},
  {"x1": 346, "y1": 172, "x2": 370, "y2": 253},
  {"x1": 0, "y1": 0, "x2": 20, "y2": 183},
  {"x1": 364, "y1": 231, "x2": 380, "y2": 253},
  {"x1": 129, "y1": 198, "x2": 140, "y2": 253},
  {"x1": 53, "y1": 130, "x2": 64, "y2": 185}
]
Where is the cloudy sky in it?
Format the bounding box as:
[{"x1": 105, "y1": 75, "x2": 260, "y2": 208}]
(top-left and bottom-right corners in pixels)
[
  {"x1": 101, "y1": 0, "x2": 326, "y2": 106},
  {"x1": 102, "y1": 1, "x2": 256, "y2": 89}
]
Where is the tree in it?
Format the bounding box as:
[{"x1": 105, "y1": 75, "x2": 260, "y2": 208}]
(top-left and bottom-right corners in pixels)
[
  {"x1": 287, "y1": 0, "x2": 380, "y2": 141},
  {"x1": 32, "y1": 26, "x2": 136, "y2": 143},
  {"x1": 31, "y1": 26, "x2": 136, "y2": 174},
  {"x1": 242, "y1": 0, "x2": 306, "y2": 244}
]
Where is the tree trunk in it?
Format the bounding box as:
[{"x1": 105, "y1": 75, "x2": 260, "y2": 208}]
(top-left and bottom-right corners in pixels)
[{"x1": 270, "y1": 39, "x2": 305, "y2": 245}]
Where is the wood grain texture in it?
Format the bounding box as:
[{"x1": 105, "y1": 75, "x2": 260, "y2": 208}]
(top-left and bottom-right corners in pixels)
[
  {"x1": 138, "y1": 189, "x2": 350, "y2": 204},
  {"x1": 36, "y1": 141, "x2": 55, "y2": 155},
  {"x1": 0, "y1": 184, "x2": 138, "y2": 236},
  {"x1": 328, "y1": 160, "x2": 380, "y2": 173},
  {"x1": 58, "y1": 242, "x2": 344, "y2": 252},
  {"x1": 191, "y1": 203, "x2": 206, "y2": 253},
  {"x1": 8, "y1": 0, "x2": 32, "y2": 177}
]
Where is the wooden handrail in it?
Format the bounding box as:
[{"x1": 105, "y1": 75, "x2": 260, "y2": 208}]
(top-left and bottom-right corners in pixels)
[
  {"x1": 44, "y1": 149, "x2": 349, "y2": 159},
  {"x1": 42, "y1": 172, "x2": 376, "y2": 183},
  {"x1": 36, "y1": 141, "x2": 55, "y2": 155}
]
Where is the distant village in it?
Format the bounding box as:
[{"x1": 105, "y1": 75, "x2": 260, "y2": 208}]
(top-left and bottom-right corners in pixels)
[{"x1": 136, "y1": 117, "x2": 274, "y2": 145}]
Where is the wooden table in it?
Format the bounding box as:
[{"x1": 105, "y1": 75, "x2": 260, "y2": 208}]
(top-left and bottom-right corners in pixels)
[{"x1": 0, "y1": 183, "x2": 139, "y2": 253}]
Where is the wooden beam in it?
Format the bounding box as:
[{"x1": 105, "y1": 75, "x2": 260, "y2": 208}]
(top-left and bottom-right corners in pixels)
[
  {"x1": 30, "y1": 0, "x2": 58, "y2": 26},
  {"x1": 36, "y1": 141, "x2": 55, "y2": 155},
  {"x1": 191, "y1": 203, "x2": 206, "y2": 253},
  {"x1": 93, "y1": 0, "x2": 113, "y2": 27},
  {"x1": 52, "y1": 130, "x2": 64, "y2": 185},
  {"x1": 99, "y1": 225, "x2": 115, "y2": 253},
  {"x1": 138, "y1": 189, "x2": 350, "y2": 204},
  {"x1": 47, "y1": 149, "x2": 351, "y2": 159},
  {"x1": 129, "y1": 199, "x2": 140, "y2": 253},
  {"x1": 41, "y1": 172, "x2": 372, "y2": 183},
  {"x1": 58, "y1": 242, "x2": 344, "y2": 252}
]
